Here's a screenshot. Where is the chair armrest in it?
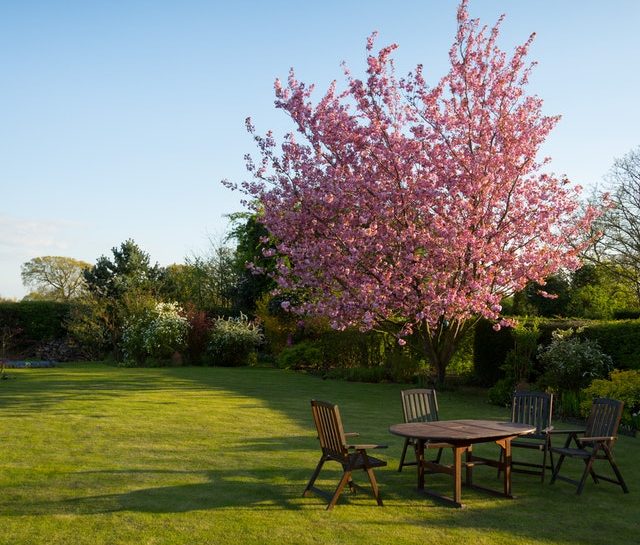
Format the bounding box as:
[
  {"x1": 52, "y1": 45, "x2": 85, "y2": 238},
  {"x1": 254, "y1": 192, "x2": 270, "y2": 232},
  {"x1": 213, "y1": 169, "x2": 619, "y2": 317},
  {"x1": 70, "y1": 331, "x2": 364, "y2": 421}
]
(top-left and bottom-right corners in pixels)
[
  {"x1": 350, "y1": 444, "x2": 388, "y2": 450},
  {"x1": 542, "y1": 426, "x2": 554, "y2": 433},
  {"x1": 548, "y1": 428, "x2": 584, "y2": 449},
  {"x1": 344, "y1": 432, "x2": 360, "y2": 438},
  {"x1": 547, "y1": 428, "x2": 585, "y2": 435},
  {"x1": 577, "y1": 436, "x2": 616, "y2": 444}
]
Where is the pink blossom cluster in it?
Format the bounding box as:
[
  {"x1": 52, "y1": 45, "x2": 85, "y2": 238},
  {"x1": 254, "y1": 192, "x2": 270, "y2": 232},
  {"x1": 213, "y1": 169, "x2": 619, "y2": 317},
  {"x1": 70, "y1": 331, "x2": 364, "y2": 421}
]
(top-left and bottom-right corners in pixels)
[{"x1": 232, "y1": 0, "x2": 601, "y2": 339}]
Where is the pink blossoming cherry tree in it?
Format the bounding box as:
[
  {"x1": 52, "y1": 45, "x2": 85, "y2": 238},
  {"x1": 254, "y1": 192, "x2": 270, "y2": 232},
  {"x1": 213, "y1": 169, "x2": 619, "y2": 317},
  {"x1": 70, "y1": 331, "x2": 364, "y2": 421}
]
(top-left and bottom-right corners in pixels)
[{"x1": 229, "y1": 0, "x2": 600, "y2": 384}]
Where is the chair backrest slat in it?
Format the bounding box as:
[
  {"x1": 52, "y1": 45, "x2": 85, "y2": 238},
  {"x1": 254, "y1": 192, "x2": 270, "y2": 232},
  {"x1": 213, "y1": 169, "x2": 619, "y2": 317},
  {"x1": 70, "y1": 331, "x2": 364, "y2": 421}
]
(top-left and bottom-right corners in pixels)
[
  {"x1": 585, "y1": 398, "x2": 623, "y2": 440},
  {"x1": 310, "y1": 400, "x2": 349, "y2": 459},
  {"x1": 401, "y1": 389, "x2": 439, "y2": 424},
  {"x1": 511, "y1": 391, "x2": 553, "y2": 435}
]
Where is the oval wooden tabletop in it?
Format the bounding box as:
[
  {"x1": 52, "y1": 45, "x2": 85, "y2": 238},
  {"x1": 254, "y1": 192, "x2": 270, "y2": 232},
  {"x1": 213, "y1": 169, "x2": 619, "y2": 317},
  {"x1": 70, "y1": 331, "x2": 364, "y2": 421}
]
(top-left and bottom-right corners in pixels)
[{"x1": 389, "y1": 419, "x2": 537, "y2": 444}]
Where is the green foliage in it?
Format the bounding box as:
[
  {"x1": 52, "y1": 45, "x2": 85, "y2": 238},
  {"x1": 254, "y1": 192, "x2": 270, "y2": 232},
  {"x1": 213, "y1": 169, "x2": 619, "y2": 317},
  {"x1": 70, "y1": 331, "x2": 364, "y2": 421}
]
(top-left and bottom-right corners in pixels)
[
  {"x1": 226, "y1": 212, "x2": 277, "y2": 315},
  {"x1": 557, "y1": 390, "x2": 584, "y2": 419},
  {"x1": 275, "y1": 331, "x2": 428, "y2": 384},
  {"x1": 84, "y1": 239, "x2": 162, "y2": 299},
  {"x1": 503, "y1": 319, "x2": 540, "y2": 384},
  {"x1": 160, "y1": 243, "x2": 239, "y2": 314},
  {"x1": 65, "y1": 297, "x2": 113, "y2": 359},
  {"x1": 537, "y1": 328, "x2": 613, "y2": 398},
  {"x1": 254, "y1": 294, "x2": 297, "y2": 354},
  {"x1": 582, "y1": 369, "x2": 640, "y2": 428},
  {"x1": 121, "y1": 302, "x2": 190, "y2": 365},
  {"x1": 207, "y1": 314, "x2": 264, "y2": 367},
  {"x1": 475, "y1": 317, "x2": 640, "y2": 389},
  {"x1": 0, "y1": 301, "x2": 71, "y2": 343},
  {"x1": 511, "y1": 273, "x2": 572, "y2": 317},
  {"x1": 486, "y1": 321, "x2": 541, "y2": 406},
  {"x1": 506, "y1": 265, "x2": 639, "y2": 320},
  {"x1": 567, "y1": 264, "x2": 638, "y2": 319},
  {"x1": 613, "y1": 310, "x2": 640, "y2": 320},
  {"x1": 78, "y1": 240, "x2": 166, "y2": 359},
  {"x1": 488, "y1": 378, "x2": 515, "y2": 407},
  {"x1": 276, "y1": 341, "x2": 323, "y2": 370},
  {"x1": 582, "y1": 320, "x2": 640, "y2": 370},
  {"x1": 446, "y1": 327, "x2": 475, "y2": 377},
  {"x1": 21, "y1": 256, "x2": 90, "y2": 301}
]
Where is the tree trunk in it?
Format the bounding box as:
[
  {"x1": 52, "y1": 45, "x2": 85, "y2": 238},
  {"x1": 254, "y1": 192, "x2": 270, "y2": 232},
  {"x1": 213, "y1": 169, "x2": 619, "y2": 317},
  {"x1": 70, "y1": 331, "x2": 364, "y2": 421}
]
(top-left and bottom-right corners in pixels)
[{"x1": 421, "y1": 318, "x2": 474, "y2": 386}]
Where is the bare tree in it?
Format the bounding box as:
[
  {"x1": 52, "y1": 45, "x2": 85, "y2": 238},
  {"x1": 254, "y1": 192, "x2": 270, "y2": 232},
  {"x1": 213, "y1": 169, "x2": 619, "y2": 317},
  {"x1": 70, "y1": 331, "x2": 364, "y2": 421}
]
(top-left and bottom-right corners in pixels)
[{"x1": 588, "y1": 147, "x2": 640, "y2": 305}]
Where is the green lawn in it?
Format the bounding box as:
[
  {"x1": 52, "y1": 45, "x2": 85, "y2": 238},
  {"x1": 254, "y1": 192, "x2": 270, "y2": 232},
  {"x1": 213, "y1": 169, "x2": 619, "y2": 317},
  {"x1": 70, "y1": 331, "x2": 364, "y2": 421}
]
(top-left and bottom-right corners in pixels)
[{"x1": 0, "y1": 364, "x2": 637, "y2": 545}]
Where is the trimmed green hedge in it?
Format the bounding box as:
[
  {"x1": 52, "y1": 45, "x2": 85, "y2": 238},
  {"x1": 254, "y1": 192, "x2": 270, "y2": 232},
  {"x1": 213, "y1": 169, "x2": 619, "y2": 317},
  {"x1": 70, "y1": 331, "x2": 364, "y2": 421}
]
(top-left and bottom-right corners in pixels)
[
  {"x1": 583, "y1": 320, "x2": 640, "y2": 370},
  {"x1": 474, "y1": 317, "x2": 640, "y2": 386},
  {"x1": 0, "y1": 301, "x2": 71, "y2": 342},
  {"x1": 472, "y1": 320, "x2": 513, "y2": 386}
]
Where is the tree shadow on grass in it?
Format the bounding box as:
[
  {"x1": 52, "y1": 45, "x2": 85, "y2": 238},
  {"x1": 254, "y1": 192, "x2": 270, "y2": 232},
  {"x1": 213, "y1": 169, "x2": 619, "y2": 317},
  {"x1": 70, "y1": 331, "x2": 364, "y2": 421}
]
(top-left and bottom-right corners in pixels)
[
  {"x1": 0, "y1": 467, "x2": 388, "y2": 516},
  {"x1": 2, "y1": 466, "x2": 635, "y2": 544},
  {"x1": 0, "y1": 367, "x2": 225, "y2": 416}
]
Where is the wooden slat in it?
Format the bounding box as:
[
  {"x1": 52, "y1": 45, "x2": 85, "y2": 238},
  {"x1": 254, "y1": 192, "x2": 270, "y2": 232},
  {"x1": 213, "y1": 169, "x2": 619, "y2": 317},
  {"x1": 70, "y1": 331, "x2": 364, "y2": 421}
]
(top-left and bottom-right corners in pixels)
[{"x1": 401, "y1": 389, "x2": 439, "y2": 424}]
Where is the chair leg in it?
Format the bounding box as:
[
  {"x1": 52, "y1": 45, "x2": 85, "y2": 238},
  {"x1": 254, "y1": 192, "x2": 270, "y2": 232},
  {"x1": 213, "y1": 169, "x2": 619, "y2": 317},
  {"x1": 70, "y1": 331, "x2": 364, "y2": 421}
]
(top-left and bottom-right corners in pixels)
[
  {"x1": 550, "y1": 454, "x2": 565, "y2": 485},
  {"x1": 584, "y1": 457, "x2": 600, "y2": 485},
  {"x1": 327, "y1": 470, "x2": 352, "y2": 510},
  {"x1": 398, "y1": 438, "x2": 410, "y2": 472},
  {"x1": 434, "y1": 447, "x2": 443, "y2": 464},
  {"x1": 577, "y1": 455, "x2": 597, "y2": 495},
  {"x1": 303, "y1": 456, "x2": 326, "y2": 496},
  {"x1": 541, "y1": 445, "x2": 548, "y2": 483},
  {"x1": 547, "y1": 439, "x2": 555, "y2": 479},
  {"x1": 365, "y1": 467, "x2": 383, "y2": 506},
  {"x1": 603, "y1": 444, "x2": 630, "y2": 493}
]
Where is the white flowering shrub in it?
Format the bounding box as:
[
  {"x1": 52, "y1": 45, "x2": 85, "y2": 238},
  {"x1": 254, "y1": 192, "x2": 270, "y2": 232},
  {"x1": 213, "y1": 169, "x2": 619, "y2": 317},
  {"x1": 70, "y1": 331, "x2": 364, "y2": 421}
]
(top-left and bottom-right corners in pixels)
[
  {"x1": 122, "y1": 302, "x2": 190, "y2": 364},
  {"x1": 207, "y1": 313, "x2": 264, "y2": 366},
  {"x1": 538, "y1": 328, "x2": 613, "y2": 393}
]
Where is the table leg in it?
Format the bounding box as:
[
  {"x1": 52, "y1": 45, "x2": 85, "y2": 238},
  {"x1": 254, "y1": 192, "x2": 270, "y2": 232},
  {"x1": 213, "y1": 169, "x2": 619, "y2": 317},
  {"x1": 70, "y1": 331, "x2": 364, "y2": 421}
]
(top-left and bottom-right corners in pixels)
[
  {"x1": 453, "y1": 446, "x2": 464, "y2": 505},
  {"x1": 465, "y1": 445, "x2": 473, "y2": 486},
  {"x1": 495, "y1": 438, "x2": 513, "y2": 497},
  {"x1": 417, "y1": 439, "x2": 425, "y2": 490},
  {"x1": 503, "y1": 439, "x2": 512, "y2": 497}
]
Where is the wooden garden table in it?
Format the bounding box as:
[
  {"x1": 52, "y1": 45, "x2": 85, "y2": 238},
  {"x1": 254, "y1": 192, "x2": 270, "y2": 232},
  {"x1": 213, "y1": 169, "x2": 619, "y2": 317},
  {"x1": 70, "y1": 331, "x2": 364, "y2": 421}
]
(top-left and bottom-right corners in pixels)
[{"x1": 389, "y1": 419, "x2": 537, "y2": 508}]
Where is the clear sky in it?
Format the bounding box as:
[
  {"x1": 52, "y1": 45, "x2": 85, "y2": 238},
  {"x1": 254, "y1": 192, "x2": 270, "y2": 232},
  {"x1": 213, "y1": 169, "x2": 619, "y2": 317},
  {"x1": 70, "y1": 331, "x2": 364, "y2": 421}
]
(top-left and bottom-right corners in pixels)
[{"x1": 1, "y1": 0, "x2": 639, "y2": 299}]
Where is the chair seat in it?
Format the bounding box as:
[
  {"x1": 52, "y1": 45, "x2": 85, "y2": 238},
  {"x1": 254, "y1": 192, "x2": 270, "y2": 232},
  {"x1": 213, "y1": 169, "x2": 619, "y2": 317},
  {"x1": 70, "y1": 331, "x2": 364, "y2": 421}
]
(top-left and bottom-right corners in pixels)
[
  {"x1": 347, "y1": 451, "x2": 387, "y2": 469},
  {"x1": 551, "y1": 446, "x2": 591, "y2": 459}
]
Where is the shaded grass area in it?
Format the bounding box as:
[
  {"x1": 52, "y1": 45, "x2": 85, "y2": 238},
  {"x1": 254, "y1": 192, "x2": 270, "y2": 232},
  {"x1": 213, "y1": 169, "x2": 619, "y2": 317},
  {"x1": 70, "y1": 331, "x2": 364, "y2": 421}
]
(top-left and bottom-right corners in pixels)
[{"x1": 0, "y1": 364, "x2": 637, "y2": 544}]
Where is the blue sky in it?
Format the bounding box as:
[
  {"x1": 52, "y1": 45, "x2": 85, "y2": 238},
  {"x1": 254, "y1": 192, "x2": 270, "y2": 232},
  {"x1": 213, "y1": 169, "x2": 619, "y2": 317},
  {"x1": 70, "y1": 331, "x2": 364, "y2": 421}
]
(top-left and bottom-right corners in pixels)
[{"x1": 1, "y1": 0, "x2": 639, "y2": 299}]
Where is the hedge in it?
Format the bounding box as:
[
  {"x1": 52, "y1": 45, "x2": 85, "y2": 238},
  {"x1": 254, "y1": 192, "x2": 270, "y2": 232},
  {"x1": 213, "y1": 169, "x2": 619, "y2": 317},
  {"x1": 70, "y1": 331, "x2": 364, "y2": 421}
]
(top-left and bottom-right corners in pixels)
[
  {"x1": 0, "y1": 301, "x2": 71, "y2": 343},
  {"x1": 583, "y1": 320, "x2": 640, "y2": 370},
  {"x1": 473, "y1": 317, "x2": 640, "y2": 385},
  {"x1": 472, "y1": 320, "x2": 514, "y2": 386}
]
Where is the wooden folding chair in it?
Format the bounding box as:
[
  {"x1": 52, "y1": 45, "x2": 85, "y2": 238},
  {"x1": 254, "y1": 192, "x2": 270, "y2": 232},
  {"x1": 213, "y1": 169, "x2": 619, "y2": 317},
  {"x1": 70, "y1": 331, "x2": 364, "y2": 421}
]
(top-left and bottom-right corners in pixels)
[
  {"x1": 398, "y1": 388, "x2": 451, "y2": 472},
  {"x1": 550, "y1": 398, "x2": 629, "y2": 494},
  {"x1": 303, "y1": 399, "x2": 387, "y2": 510},
  {"x1": 499, "y1": 391, "x2": 554, "y2": 482}
]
